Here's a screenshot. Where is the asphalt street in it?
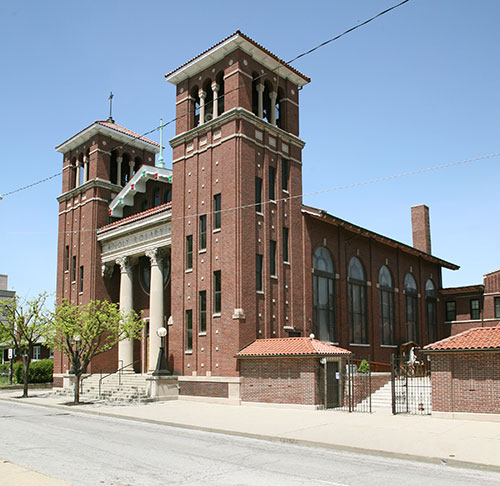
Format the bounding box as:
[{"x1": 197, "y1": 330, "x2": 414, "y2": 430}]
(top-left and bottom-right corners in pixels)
[{"x1": 0, "y1": 401, "x2": 498, "y2": 486}]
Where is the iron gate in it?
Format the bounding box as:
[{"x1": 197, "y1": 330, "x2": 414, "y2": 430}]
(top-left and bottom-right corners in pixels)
[{"x1": 391, "y1": 352, "x2": 431, "y2": 415}]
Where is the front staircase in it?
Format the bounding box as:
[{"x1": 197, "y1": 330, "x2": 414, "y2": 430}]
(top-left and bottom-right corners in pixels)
[{"x1": 56, "y1": 373, "x2": 150, "y2": 403}]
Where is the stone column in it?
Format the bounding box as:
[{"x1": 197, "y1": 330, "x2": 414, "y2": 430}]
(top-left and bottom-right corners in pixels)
[
  {"x1": 199, "y1": 90, "x2": 206, "y2": 125},
  {"x1": 129, "y1": 160, "x2": 134, "y2": 181},
  {"x1": 256, "y1": 84, "x2": 264, "y2": 118},
  {"x1": 146, "y1": 248, "x2": 164, "y2": 373},
  {"x1": 83, "y1": 155, "x2": 89, "y2": 183},
  {"x1": 117, "y1": 155, "x2": 122, "y2": 186},
  {"x1": 269, "y1": 91, "x2": 277, "y2": 125},
  {"x1": 212, "y1": 82, "x2": 219, "y2": 119},
  {"x1": 75, "y1": 162, "x2": 81, "y2": 188},
  {"x1": 117, "y1": 256, "x2": 136, "y2": 372}
]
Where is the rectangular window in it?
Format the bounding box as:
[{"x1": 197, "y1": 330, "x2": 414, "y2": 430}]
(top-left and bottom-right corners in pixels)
[
  {"x1": 213, "y1": 270, "x2": 221, "y2": 314},
  {"x1": 65, "y1": 245, "x2": 69, "y2": 271},
  {"x1": 199, "y1": 215, "x2": 207, "y2": 250},
  {"x1": 281, "y1": 158, "x2": 289, "y2": 192},
  {"x1": 185, "y1": 310, "x2": 193, "y2": 352},
  {"x1": 72, "y1": 256, "x2": 77, "y2": 282},
  {"x1": 199, "y1": 291, "x2": 207, "y2": 334},
  {"x1": 256, "y1": 254, "x2": 263, "y2": 292},
  {"x1": 269, "y1": 166, "x2": 276, "y2": 201},
  {"x1": 255, "y1": 177, "x2": 262, "y2": 213},
  {"x1": 79, "y1": 266, "x2": 84, "y2": 293},
  {"x1": 213, "y1": 193, "x2": 221, "y2": 229},
  {"x1": 445, "y1": 301, "x2": 456, "y2": 321},
  {"x1": 283, "y1": 227, "x2": 289, "y2": 263},
  {"x1": 270, "y1": 240, "x2": 276, "y2": 277},
  {"x1": 470, "y1": 299, "x2": 480, "y2": 320},
  {"x1": 494, "y1": 296, "x2": 500, "y2": 318},
  {"x1": 186, "y1": 235, "x2": 193, "y2": 270},
  {"x1": 33, "y1": 345, "x2": 41, "y2": 361}
]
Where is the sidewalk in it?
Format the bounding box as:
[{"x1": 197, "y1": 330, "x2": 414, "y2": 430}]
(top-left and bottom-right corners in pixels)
[
  {"x1": 1, "y1": 389, "x2": 500, "y2": 473},
  {"x1": 0, "y1": 458, "x2": 71, "y2": 486}
]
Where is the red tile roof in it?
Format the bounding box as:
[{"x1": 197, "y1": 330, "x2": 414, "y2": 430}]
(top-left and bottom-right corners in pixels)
[
  {"x1": 98, "y1": 202, "x2": 171, "y2": 234},
  {"x1": 166, "y1": 30, "x2": 310, "y2": 83},
  {"x1": 424, "y1": 327, "x2": 500, "y2": 351},
  {"x1": 236, "y1": 337, "x2": 351, "y2": 357},
  {"x1": 95, "y1": 121, "x2": 160, "y2": 147}
]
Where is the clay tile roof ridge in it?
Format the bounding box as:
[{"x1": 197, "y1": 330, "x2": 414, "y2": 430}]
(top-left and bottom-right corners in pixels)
[{"x1": 98, "y1": 202, "x2": 171, "y2": 233}]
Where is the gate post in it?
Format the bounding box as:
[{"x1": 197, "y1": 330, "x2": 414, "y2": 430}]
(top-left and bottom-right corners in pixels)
[
  {"x1": 368, "y1": 354, "x2": 372, "y2": 414},
  {"x1": 348, "y1": 355, "x2": 352, "y2": 413},
  {"x1": 391, "y1": 354, "x2": 396, "y2": 415}
]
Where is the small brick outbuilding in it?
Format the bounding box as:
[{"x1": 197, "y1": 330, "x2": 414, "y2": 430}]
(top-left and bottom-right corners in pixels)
[
  {"x1": 236, "y1": 337, "x2": 351, "y2": 407},
  {"x1": 424, "y1": 327, "x2": 500, "y2": 415}
]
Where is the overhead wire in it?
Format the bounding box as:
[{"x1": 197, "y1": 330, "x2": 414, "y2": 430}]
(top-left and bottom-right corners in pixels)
[
  {"x1": 1, "y1": 150, "x2": 498, "y2": 236},
  {"x1": 0, "y1": 0, "x2": 411, "y2": 199}
]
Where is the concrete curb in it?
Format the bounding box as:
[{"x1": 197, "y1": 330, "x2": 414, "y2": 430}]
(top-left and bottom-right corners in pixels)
[{"x1": 2, "y1": 395, "x2": 500, "y2": 475}]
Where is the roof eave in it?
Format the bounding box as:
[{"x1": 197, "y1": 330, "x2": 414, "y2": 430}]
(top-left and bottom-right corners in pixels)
[{"x1": 165, "y1": 32, "x2": 310, "y2": 87}]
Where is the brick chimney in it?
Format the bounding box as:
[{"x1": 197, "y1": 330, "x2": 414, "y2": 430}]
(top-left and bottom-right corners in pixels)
[{"x1": 411, "y1": 205, "x2": 431, "y2": 254}]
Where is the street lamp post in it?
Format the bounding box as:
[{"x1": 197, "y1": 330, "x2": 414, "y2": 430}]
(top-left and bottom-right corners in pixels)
[{"x1": 153, "y1": 327, "x2": 170, "y2": 376}]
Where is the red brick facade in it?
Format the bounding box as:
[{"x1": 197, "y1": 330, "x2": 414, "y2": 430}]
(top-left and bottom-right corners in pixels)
[{"x1": 430, "y1": 351, "x2": 500, "y2": 414}]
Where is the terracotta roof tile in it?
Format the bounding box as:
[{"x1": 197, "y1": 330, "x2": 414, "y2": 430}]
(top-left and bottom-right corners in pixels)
[
  {"x1": 424, "y1": 326, "x2": 500, "y2": 351},
  {"x1": 166, "y1": 30, "x2": 310, "y2": 83},
  {"x1": 236, "y1": 337, "x2": 351, "y2": 357},
  {"x1": 95, "y1": 121, "x2": 160, "y2": 147},
  {"x1": 98, "y1": 202, "x2": 171, "y2": 233}
]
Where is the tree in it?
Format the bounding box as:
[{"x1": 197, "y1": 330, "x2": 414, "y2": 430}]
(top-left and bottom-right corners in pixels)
[
  {"x1": 49, "y1": 300, "x2": 144, "y2": 404},
  {"x1": 0, "y1": 293, "x2": 52, "y2": 397}
]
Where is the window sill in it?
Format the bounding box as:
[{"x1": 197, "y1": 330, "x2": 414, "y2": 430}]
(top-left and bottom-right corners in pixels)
[
  {"x1": 212, "y1": 228, "x2": 221, "y2": 234},
  {"x1": 349, "y1": 343, "x2": 370, "y2": 347},
  {"x1": 269, "y1": 200, "x2": 277, "y2": 205},
  {"x1": 282, "y1": 189, "x2": 289, "y2": 194},
  {"x1": 381, "y1": 344, "x2": 398, "y2": 348},
  {"x1": 256, "y1": 290, "x2": 264, "y2": 295},
  {"x1": 185, "y1": 350, "x2": 193, "y2": 355},
  {"x1": 212, "y1": 312, "x2": 221, "y2": 318},
  {"x1": 270, "y1": 275, "x2": 278, "y2": 280},
  {"x1": 256, "y1": 211, "x2": 264, "y2": 217},
  {"x1": 185, "y1": 269, "x2": 193, "y2": 274},
  {"x1": 198, "y1": 332, "x2": 207, "y2": 336},
  {"x1": 198, "y1": 249, "x2": 207, "y2": 254},
  {"x1": 64, "y1": 270, "x2": 69, "y2": 274},
  {"x1": 283, "y1": 261, "x2": 290, "y2": 266},
  {"x1": 78, "y1": 291, "x2": 83, "y2": 296}
]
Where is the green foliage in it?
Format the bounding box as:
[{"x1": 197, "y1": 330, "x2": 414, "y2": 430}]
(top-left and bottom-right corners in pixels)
[
  {"x1": 358, "y1": 359, "x2": 371, "y2": 374},
  {"x1": 13, "y1": 359, "x2": 53, "y2": 384},
  {"x1": 0, "y1": 363, "x2": 9, "y2": 375}
]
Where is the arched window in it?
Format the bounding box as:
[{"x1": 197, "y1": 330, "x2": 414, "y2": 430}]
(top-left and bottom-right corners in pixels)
[
  {"x1": 425, "y1": 279, "x2": 437, "y2": 343},
  {"x1": 133, "y1": 157, "x2": 142, "y2": 175},
  {"x1": 379, "y1": 265, "x2": 395, "y2": 345},
  {"x1": 122, "y1": 153, "x2": 131, "y2": 186},
  {"x1": 164, "y1": 187, "x2": 172, "y2": 204},
  {"x1": 85, "y1": 148, "x2": 90, "y2": 181},
  {"x1": 313, "y1": 247, "x2": 336, "y2": 342},
  {"x1": 78, "y1": 153, "x2": 84, "y2": 186},
  {"x1": 202, "y1": 80, "x2": 213, "y2": 123},
  {"x1": 216, "y1": 72, "x2": 224, "y2": 116},
  {"x1": 251, "y1": 73, "x2": 260, "y2": 116},
  {"x1": 191, "y1": 86, "x2": 200, "y2": 127},
  {"x1": 348, "y1": 257, "x2": 368, "y2": 344},
  {"x1": 276, "y1": 87, "x2": 284, "y2": 129},
  {"x1": 152, "y1": 188, "x2": 161, "y2": 208},
  {"x1": 404, "y1": 273, "x2": 418, "y2": 342},
  {"x1": 263, "y1": 81, "x2": 273, "y2": 123},
  {"x1": 70, "y1": 157, "x2": 77, "y2": 188}
]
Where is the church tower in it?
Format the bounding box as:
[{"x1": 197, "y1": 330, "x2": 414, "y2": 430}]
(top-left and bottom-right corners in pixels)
[
  {"x1": 54, "y1": 120, "x2": 159, "y2": 377},
  {"x1": 166, "y1": 32, "x2": 310, "y2": 388}
]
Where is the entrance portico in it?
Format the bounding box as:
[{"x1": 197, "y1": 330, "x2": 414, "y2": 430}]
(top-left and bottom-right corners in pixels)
[{"x1": 97, "y1": 166, "x2": 173, "y2": 374}]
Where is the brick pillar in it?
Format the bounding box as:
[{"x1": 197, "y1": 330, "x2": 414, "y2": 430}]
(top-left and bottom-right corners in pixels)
[{"x1": 411, "y1": 205, "x2": 431, "y2": 254}]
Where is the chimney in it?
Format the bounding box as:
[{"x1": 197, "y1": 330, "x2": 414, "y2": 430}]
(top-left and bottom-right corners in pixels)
[{"x1": 411, "y1": 205, "x2": 431, "y2": 254}]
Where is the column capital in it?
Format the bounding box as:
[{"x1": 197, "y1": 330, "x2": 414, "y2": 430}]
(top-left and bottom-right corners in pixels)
[
  {"x1": 102, "y1": 263, "x2": 114, "y2": 278},
  {"x1": 129, "y1": 160, "x2": 134, "y2": 167},
  {"x1": 146, "y1": 248, "x2": 166, "y2": 268},
  {"x1": 269, "y1": 91, "x2": 277, "y2": 101},
  {"x1": 116, "y1": 155, "x2": 123, "y2": 163},
  {"x1": 211, "y1": 82, "x2": 219, "y2": 93},
  {"x1": 199, "y1": 90, "x2": 207, "y2": 99},
  {"x1": 256, "y1": 83, "x2": 265, "y2": 93},
  {"x1": 116, "y1": 256, "x2": 137, "y2": 274}
]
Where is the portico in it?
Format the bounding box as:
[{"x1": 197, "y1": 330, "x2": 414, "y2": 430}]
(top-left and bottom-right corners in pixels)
[{"x1": 97, "y1": 166, "x2": 173, "y2": 374}]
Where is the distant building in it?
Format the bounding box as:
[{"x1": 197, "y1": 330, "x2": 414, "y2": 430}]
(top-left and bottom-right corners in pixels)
[
  {"x1": 442, "y1": 269, "x2": 500, "y2": 335},
  {"x1": 0, "y1": 274, "x2": 16, "y2": 364}
]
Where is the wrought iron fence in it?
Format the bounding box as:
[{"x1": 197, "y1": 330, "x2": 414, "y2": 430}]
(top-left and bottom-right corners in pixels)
[{"x1": 391, "y1": 352, "x2": 431, "y2": 415}]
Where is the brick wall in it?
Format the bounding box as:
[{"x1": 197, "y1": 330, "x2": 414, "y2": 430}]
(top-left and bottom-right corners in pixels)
[
  {"x1": 179, "y1": 381, "x2": 228, "y2": 398},
  {"x1": 240, "y1": 357, "x2": 320, "y2": 405},
  {"x1": 431, "y1": 351, "x2": 500, "y2": 414}
]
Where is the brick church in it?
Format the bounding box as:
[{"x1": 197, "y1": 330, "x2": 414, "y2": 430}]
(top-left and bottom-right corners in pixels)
[{"x1": 53, "y1": 32, "x2": 461, "y2": 405}]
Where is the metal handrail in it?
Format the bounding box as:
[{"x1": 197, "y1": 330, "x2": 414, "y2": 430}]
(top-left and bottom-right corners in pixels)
[{"x1": 98, "y1": 360, "x2": 141, "y2": 399}]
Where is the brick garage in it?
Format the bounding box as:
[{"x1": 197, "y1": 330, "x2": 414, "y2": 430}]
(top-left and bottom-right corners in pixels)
[
  {"x1": 236, "y1": 337, "x2": 350, "y2": 406},
  {"x1": 424, "y1": 327, "x2": 500, "y2": 415}
]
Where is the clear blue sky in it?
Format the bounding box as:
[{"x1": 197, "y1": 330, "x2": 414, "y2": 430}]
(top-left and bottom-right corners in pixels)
[{"x1": 1, "y1": 0, "x2": 499, "y2": 303}]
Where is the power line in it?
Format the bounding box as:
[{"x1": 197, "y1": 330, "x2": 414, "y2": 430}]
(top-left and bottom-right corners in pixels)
[
  {"x1": 2, "y1": 150, "x2": 497, "y2": 236},
  {"x1": 0, "y1": 0, "x2": 410, "y2": 199}
]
